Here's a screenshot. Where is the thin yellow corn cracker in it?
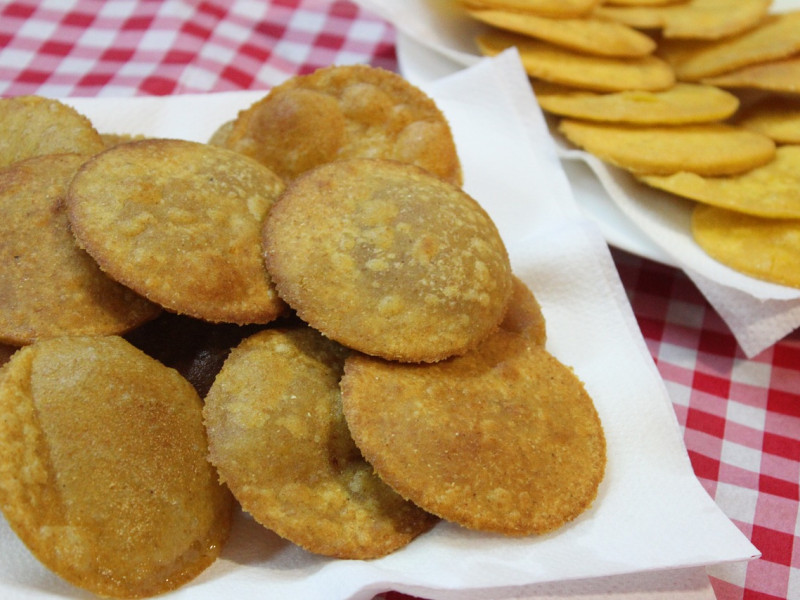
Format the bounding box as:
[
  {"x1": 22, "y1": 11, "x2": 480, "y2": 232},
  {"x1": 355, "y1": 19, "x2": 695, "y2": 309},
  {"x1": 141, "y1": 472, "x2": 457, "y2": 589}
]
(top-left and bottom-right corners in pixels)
[
  {"x1": 468, "y1": 9, "x2": 656, "y2": 57},
  {"x1": 558, "y1": 119, "x2": 775, "y2": 175},
  {"x1": 534, "y1": 81, "x2": 739, "y2": 124},
  {"x1": 640, "y1": 145, "x2": 800, "y2": 218},
  {"x1": 692, "y1": 204, "x2": 800, "y2": 288},
  {"x1": 477, "y1": 30, "x2": 674, "y2": 91}
]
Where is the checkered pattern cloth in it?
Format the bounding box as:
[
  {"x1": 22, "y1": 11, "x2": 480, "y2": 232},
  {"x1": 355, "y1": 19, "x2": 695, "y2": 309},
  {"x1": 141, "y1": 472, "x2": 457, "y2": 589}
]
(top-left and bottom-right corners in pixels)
[{"x1": 2, "y1": 1, "x2": 798, "y2": 599}]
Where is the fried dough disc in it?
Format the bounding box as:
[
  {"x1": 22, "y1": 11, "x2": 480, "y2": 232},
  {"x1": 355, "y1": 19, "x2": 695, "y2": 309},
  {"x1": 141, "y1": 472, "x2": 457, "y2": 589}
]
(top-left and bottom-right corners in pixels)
[
  {"x1": 594, "y1": 0, "x2": 771, "y2": 40},
  {"x1": 67, "y1": 138, "x2": 287, "y2": 325},
  {"x1": 203, "y1": 326, "x2": 437, "y2": 559},
  {"x1": 639, "y1": 145, "x2": 800, "y2": 218},
  {"x1": 0, "y1": 154, "x2": 160, "y2": 345},
  {"x1": 534, "y1": 81, "x2": 739, "y2": 124},
  {"x1": 467, "y1": 9, "x2": 656, "y2": 57},
  {"x1": 0, "y1": 96, "x2": 105, "y2": 168},
  {"x1": 263, "y1": 159, "x2": 512, "y2": 363},
  {"x1": 702, "y1": 56, "x2": 800, "y2": 94},
  {"x1": 735, "y1": 97, "x2": 800, "y2": 144},
  {"x1": 603, "y1": 0, "x2": 689, "y2": 5},
  {"x1": 340, "y1": 295, "x2": 606, "y2": 536},
  {"x1": 460, "y1": 0, "x2": 601, "y2": 18},
  {"x1": 558, "y1": 119, "x2": 776, "y2": 175},
  {"x1": 0, "y1": 336, "x2": 232, "y2": 598},
  {"x1": 657, "y1": 12, "x2": 800, "y2": 81},
  {"x1": 476, "y1": 30, "x2": 675, "y2": 92},
  {"x1": 224, "y1": 65, "x2": 461, "y2": 185},
  {"x1": 503, "y1": 276, "x2": 547, "y2": 345},
  {"x1": 692, "y1": 204, "x2": 800, "y2": 288}
]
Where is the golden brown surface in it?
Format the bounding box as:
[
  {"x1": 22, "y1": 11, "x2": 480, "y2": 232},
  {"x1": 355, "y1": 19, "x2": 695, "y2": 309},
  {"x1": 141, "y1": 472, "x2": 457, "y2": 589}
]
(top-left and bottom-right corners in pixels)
[
  {"x1": 203, "y1": 326, "x2": 437, "y2": 559},
  {"x1": 67, "y1": 138, "x2": 287, "y2": 325},
  {"x1": 691, "y1": 205, "x2": 800, "y2": 289},
  {"x1": 558, "y1": 120, "x2": 776, "y2": 176},
  {"x1": 461, "y1": 0, "x2": 602, "y2": 18},
  {"x1": 468, "y1": 9, "x2": 656, "y2": 57},
  {"x1": 263, "y1": 158, "x2": 512, "y2": 363},
  {"x1": 640, "y1": 145, "x2": 800, "y2": 218},
  {"x1": 502, "y1": 275, "x2": 547, "y2": 345},
  {"x1": 0, "y1": 96, "x2": 105, "y2": 168},
  {"x1": 0, "y1": 336, "x2": 232, "y2": 598},
  {"x1": 224, "y1": 64, "x2": 461, "y2": 185},
  {"x1": 735, "y1": 97, "x2": 800, "y2": 144},
  {"x1": 340, "y1": 297, "x2": 606, "y2": 536},
  {"x1": 594, "y1": 0, "x2": 771, "y2": 40},
  {"x1": 534, "y1": 81, "x2": 739, "y2": 124},
  {"x1": 657, "y1": 12, "x2": 800, "y2": 80},
  {"x1": 702, "y1": 56, "x2": 800, "y2": 94},
  {"x1": 0, "y1": 154, "x2": 160, "y2": 345},
  {"x1": 477, "y1": 30, "x2": 675, "y2": 92}
]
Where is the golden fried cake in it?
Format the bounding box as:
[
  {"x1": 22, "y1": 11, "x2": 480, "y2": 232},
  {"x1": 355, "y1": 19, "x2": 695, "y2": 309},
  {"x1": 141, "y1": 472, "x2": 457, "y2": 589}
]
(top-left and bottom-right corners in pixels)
[
  {"x1": 67, "y1": 138, "x2": 287, "y2": 325},
  {"x1": 468, "y1": 9, "x2": 657, "y2": 57},
  {"x1": 692, "y1": 205, "x2": 800, "y2": 289},
  {"x1": 461, "y1": 0, "x2": 602, "y2": 18},
  {"x1": 223, "y1": 64, "x2": 462, "y2": 185},
  {"x1": 657, "y1": 12, "x2": 800, "y2": 81},
  {"x1": 203, "y1": 326, "x2": 437, "y2": 559},
  {"x1": 0, "y1": 154, "x2": 160, "y2": 345},
  {"x1": 0, "y1": 336, "x2": 232, "y2": 598},
  {"x1": 594, "y1": 0, "x2": 771, "y2": 40},
  {"x1": 0, "y1": 96, "x2": 105, "y2": 168},
  {"x1": 340, "y1": 282, "x2": 606, "y2": 536},
  {"x1": 477, "y1": 30, "x2": 675, "y2": 92},
  {"x1": 639, "y1": 145, "x2": 800, "y2": 219},
  {"x1": 534, "y1": 81, "x2": 739, "y2": 125},
  {"x1": 558, "y1": 120, "x2": 776, "y2": 176},
  {"x1": 702, "y1": 56, "x2": 800, "y2": 94},
  {"x1": 263, "y1": 158, "x2": 513, "y2": 363},
  {"x1": 734, "y1": 97, "x2": 800, "y2": 145}
]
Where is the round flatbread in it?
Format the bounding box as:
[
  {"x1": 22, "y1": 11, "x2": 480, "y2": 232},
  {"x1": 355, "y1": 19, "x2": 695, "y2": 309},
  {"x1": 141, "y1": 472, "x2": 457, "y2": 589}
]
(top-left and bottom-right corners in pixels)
[
  {"x1": 658, "y1": 12, "x2": 800, "y2": 81},
  {"x1": 534, "y1": 81, "x2": 739, "y2": 124},
  {"x1": 340, "y1": 296, "x2": 606, "y2": 535},
  {"x1": 263, "y1": 158, "x2": 512, "y2": 363},
  {"x1": 558, "y1": 119, "x2": 776, "y2": 176},
  {"x1": 0, "y1": 96, "x2": 104, "y2": 168},
  {"x1": 0, "y1": 154, "x2": 160, "y2": 345},
  {"x1": 702, "y1": 56, "x2": 800, "y2": 94},
  {"x1": 596, "y1": 0, "x2": 771, "y2": 40},
  {"x1": 224, "y1": 64, "x2": 461, "y2": 185},
  {"x1": 691, "y1": 204, "x2": 800, "y2": 289},
  {"x1": 477, "y1": 30, "x2": 675, "y2": 92},
  {"x1": 0, "y1": 336, "x2": 232, "y2": 598},
  {"x1": 639, "y1": 145, "x2": 800, "y2": 218},
  {"x1": 203, "y1": 326, "x2": 437, "y2": 558},
  {"x1": 67, "y1": 138, "x2": 287, "y2": 325},
  {"x1": 735, "y1": 97, "x2": 800, "y2": 144},
  {"x1": 467, "y1": 9, "x2": 656, "y2": 57},
  {"x1": 460, "y1": 0, "x2": 601, "y2": 18}
]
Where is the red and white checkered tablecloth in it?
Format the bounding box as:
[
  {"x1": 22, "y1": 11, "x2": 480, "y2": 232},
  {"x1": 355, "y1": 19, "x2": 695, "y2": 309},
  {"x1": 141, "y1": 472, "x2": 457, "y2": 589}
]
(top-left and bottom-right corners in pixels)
[{"x1": 1, "y1": 1, "x2": 798, "y2": 599}]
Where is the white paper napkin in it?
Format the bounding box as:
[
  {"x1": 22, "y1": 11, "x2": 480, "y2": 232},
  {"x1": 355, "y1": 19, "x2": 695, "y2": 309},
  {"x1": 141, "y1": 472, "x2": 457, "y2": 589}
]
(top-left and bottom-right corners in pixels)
[
  {"x1": 0, "y1": 53, "x2": 757, "y2": 599},
  {"x1": 352, "y1": 0, "x2": 800, "y2": 358}
]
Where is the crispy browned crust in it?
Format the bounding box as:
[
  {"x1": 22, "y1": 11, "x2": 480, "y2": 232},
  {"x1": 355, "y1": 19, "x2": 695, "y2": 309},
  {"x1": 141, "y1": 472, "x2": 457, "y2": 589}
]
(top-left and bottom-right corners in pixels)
[
  {"x1": 203, "y1": 326, "x2": 437, "y2": 559},
  {"x1": 263, "y1": 158, "x2": 512, "y2": 363},
  {"x1": 67, "y1": 138, "x2": 287, "y2": 325},
  {"x1": 341, "y1": 307, "x2": 606, "y2": 536},
  {"x1": 0, "y1": 153, "x2": 160, "y2": 345},
  {"x1": 224, "y1": 64, "x2": 462, "y2": 185},
  {"x1": 0, "y1": 336, "x2": 232, "y2": 598}
]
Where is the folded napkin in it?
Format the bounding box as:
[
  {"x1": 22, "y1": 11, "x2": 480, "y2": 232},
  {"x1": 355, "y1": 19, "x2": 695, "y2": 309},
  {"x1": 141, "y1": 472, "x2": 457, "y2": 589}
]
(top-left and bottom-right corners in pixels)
[
  {"x1": 0, "y1": 53, "x2": 757, "y2": 600},
  {"x1": 353, "y1": 0, "x2": 800, "y2": 358}
]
